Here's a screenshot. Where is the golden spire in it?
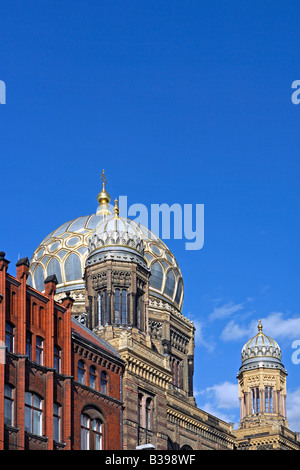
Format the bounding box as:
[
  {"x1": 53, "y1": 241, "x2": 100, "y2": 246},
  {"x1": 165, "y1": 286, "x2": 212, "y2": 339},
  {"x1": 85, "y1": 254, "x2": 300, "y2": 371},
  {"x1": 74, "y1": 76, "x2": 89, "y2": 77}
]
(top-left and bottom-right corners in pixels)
[
  {"x1": 114, "y1": 198, "x2": 119, "y2": 217},
  {"x1": 96, "y1": 169, "x2": 111, "y2": 216},
  {"x1": 258, "y1": 319, "x2": 263, "y2": 333}
]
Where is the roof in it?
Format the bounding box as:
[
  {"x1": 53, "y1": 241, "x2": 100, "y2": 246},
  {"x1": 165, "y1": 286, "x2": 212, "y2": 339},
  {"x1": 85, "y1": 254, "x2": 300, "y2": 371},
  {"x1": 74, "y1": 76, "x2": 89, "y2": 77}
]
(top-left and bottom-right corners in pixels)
[{"x1": 71, "y1": 317, "x2": 122, "y2": 360}]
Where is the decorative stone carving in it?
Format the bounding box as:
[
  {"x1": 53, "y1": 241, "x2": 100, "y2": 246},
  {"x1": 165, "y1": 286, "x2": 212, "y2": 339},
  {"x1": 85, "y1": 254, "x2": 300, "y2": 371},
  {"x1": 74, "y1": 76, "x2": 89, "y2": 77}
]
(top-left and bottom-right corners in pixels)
[{"x1": 89, "y1": 230, "x2": 145, "y2": 255}]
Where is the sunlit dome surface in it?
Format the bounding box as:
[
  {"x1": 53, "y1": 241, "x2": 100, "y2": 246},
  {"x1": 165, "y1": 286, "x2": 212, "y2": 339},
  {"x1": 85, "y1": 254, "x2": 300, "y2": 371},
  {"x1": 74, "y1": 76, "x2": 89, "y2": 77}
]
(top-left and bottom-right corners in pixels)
[
  {"x1": 238, "y1": 320, "x2": 285, "y2": 374},
  {"x1": 28, "y1": 213, "x2": 184, "y2": 311}
]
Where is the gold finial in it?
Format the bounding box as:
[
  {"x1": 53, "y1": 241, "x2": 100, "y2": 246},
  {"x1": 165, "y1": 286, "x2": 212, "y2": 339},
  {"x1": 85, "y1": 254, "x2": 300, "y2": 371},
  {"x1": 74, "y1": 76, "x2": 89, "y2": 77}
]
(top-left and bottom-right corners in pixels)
[
  {"x1": 258, "y1": 319, "x2": 263, "y2": 332},
  {"x1": 101, "y1": 168, "x2": 107, "y2": 187},
  {"x1": 96, "y1": 169, "x2": 111, "y2": 216},
  {"x1": 114, "y1": 198, "x2": 119, "y2": 217}
]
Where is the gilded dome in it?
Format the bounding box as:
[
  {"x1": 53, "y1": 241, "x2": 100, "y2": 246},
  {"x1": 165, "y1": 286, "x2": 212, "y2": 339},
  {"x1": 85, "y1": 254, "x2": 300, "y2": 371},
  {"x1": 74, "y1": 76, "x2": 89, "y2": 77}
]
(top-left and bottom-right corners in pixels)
[
  {"x1": 28, "y1": 212, "x2": 184, "y2": 311},
  {"x1": 238, "y1": 320, "x2": 286, "y2": 374}
]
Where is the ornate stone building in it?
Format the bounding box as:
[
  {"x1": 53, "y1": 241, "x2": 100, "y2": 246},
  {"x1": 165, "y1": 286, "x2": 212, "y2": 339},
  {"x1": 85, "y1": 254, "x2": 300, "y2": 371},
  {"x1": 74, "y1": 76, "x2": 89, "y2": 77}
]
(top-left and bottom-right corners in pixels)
[
  {"x1": 234, "y1": 320, "x2": 300, "y2": 450},
  {"x1": 27, "y1": 172, "x2": 235, "y2": 450},
  {"x1": 26, "y1": 171, "x2": 300, "y2": 451}
]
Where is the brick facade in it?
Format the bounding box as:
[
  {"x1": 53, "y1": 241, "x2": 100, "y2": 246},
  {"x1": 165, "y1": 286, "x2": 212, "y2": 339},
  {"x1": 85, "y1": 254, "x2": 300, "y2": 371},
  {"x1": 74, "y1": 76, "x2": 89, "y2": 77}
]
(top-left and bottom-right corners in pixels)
[{"x1": 0, "y1": 252, "x2": 124, "y2": 450}]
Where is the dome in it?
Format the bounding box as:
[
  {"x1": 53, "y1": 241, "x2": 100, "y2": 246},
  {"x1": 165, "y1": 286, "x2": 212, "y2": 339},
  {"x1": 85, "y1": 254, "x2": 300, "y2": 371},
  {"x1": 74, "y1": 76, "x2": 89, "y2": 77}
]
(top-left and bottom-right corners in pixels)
[
  {"x1": 88, "y1": 214, "x2": 146, "y2": 257},
  {"x1": 238, "y1": 320, "x2": 286, "y2": 374},
  {"x1": 28, "y1": 211, "x2": 184, "y2": 311}
]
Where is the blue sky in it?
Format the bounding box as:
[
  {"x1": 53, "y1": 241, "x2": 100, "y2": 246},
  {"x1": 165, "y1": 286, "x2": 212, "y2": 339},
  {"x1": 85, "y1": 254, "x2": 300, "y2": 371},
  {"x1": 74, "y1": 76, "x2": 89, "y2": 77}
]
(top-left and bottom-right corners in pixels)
[{"x1": 1, "y1": 1, "x2": 300, "y2": 430}]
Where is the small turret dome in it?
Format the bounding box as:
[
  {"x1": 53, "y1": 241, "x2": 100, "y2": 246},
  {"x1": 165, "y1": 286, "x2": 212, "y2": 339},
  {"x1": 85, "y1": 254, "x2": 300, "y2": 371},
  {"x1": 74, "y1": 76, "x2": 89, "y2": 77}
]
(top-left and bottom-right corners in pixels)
[{"x1": 238, "y1": 320, "x2": 286, "y2": 375}]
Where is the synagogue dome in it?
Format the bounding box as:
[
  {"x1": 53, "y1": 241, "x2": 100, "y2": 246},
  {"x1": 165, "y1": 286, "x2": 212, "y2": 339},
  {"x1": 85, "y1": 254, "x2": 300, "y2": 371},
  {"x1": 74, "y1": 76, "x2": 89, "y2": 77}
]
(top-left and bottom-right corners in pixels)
[
  {"x1": 238, "y1": 320, "x2": 286, "y2": 375},
  {"x1": 28, "y1": 174, "x2": 184, "y2": 311}
]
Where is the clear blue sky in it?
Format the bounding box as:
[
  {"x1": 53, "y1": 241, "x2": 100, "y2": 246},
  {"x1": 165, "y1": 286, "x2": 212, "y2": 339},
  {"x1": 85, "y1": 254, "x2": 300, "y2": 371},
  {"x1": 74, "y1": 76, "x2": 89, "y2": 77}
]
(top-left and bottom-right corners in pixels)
[{"x1": 1, "y1": 1, "x2": 300, "y2": 430}]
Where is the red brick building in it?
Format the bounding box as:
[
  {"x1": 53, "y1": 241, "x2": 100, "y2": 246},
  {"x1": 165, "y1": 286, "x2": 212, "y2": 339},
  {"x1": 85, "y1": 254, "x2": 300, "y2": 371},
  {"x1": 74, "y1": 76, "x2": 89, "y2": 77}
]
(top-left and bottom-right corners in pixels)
[{"x1": 0, "y1": 252, "x2": 124, "y2": 450}]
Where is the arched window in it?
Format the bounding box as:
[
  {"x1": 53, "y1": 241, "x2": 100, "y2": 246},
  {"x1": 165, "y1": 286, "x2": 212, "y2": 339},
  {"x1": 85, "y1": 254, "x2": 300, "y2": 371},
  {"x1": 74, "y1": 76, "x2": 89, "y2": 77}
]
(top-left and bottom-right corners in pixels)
[
  {"x1": 150, "y1": 262, "x2": 163, "y2": 290},
  {"x1": 25, "y1": 392, "x2": 43, "y2": 436},
  {"x1": 54, "y1": 346, "x2": 61, "y2": 373},
  {"x1": 136, "y1": 295, "x2": 142, "y2": 329},
  {"x1": 100, "y1": 371, "x2": 108, "y2": 394},
  {"x1": 145, "y1": 398, "x2": 152, "y2": 431},
  {"x1": 78, "y1": 360, "x2": 86, "y2": 384},
  {"x1": 121, "y1": 290, "x2": 127, "y2": 324},
  {"x1": 89, "y1": 366, "x2": 97, "y2": 389},
  {"x1": 98, "y1": 293, "x2": 102, "y2": 326},
  {"x1": 138, "y1": 394, "x2": 143, "y2": 427},
  {"x1": 47, "y1": 258, "x2": 62, "y2": 284},
  {"x1": 81, "y1": 414, "x2": 103, "y2": 450},
  {"x1": 98, "y1": 291, "x2": 108, "y2": 325},
  {"x1": 265, "y1": 387, "x2": 273, "y2": 413},
  {"x1": 34, "y1": 265, "x2": 45, "y2": 292},
  {"x1": 115, "y1": 289, "x2": 120, "y2": 324},
  {"x1": 175, "y1": 279, "x2": 182, "y2": 305},
  {"x1": 251, "y1": 387, "x2": 260, "y2": 414},
  {"x1": 32, "y1": 303, "x2": 37, "y2": 325},
  {"x1": 26, "y1": 331, "x2": 32, "y2": 360},
  {"x1": 65, "y1": 253, "x2": 81, "y2": 282},
  {"x1": 164, "y1": 269, "x2": 176, "y2": 298}
]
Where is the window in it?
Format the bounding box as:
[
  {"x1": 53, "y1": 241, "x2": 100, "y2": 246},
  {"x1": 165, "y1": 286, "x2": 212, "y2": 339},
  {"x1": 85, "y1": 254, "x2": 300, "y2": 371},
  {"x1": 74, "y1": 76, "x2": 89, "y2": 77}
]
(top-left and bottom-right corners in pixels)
[
  {"x1": 138, "y1": 394, "x2": 143, "y2": 427},
  {"x1": 5, "y1": 323, "x2": 14, "y2": 353},
  {"x1": 47, "y1": 258, "x2": 62, "y2": 284},
  {"x1": 98, "y1": 291, "x2": 108, "y2": 325},
  {"x1": 251, "y1": 387, "x2": 260, "y2": 414},
  {"x1": 54, "y1": 346, "x2": 61, "y2": 373},
  {"x1": 36, "y1": 337, "x2": 44, "y2": 365},
  {"x1": 81, "y1": 414, "x2": 103, "y2": 450},
  {"x1": 115, "y1": 289, "x2": 120, "y2": 324},
  {"x1": 150, "y1": 262, "x2": 163, "y2": 290},
  {"x1": 146, "y1": 398, "x2": 152, "y2": 431},
  {"x1": 100, "y1": 371, "x2": 108, "y2": 394},
  {"x1": 137, "y1": 295, "x2": 142, "y2": 329},
  {"x1": 137, "y1": 392, "x2": 155, "y2": 431},
  {"x1": 89, "y1": 366, "x2": 97, "y2": 389},
  {"x1": 265, "y1": 387, "x2": 273, "y2": 413},
  {"x1": 4, "y1": 384, "x2": 14, "y2": 426},
  {"x1": 164, "y1": 269, "x2": 176, "y2": 298},
  {"x1": 53, "y1": 403, "x2": 61, "y2": 442},
  {"x1": 78, "y1": 360, "x2": 85, "y2": 384},
  {"x1": 121, "y1": 289, "x2": 127, "y2": 324},
  {"x1": 25, "y1": 392, "x2": 43, "y2": 436},
  {"x1": 81, "y1": 414, "x2": 90, "y2": 450},
  {"x1": 26, "y1": 332, "x2": 32, "y2": 360},
  {"x1": 93, "y1": 419, "x2": 103, "y2": 450},
  {"x1": 171, "y1": 357, "x2": 181, "y2": 389},
  {"x1": 175, "y1": 279, "x2": 182, "y2": 305},
  {"x1": 98, "y1": 294, "x2": 102, "y2": 326}
]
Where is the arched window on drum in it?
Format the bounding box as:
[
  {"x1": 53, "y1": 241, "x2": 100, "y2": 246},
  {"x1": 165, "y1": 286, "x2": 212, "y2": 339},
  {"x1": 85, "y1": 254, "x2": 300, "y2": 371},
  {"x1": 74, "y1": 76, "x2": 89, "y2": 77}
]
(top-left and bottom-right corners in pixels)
[
  {"x1": 149, "y1": 261, "x2": 163, "y2": 291},
  {"x1": 175, "y1": 279, "x2": 183, "y2": 306},
  {"x1": 164, "y1": 269, "x2": 175, "y2": 299}
]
